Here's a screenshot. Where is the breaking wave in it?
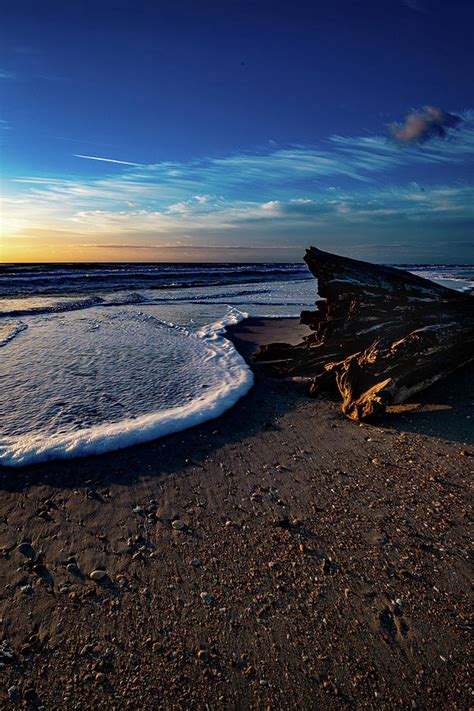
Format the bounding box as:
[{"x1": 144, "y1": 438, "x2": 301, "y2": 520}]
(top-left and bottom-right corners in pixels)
[{"x1": 0, "y1": 308, "x2": 253, "y2": 467}]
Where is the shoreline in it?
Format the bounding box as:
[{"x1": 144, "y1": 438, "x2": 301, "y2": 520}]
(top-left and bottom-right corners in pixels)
[
  {"x1": 0, "y1": 316, "x2": 471, "y2": 709},
  {"x1": 225, "y1": 315, "x2": 310, "y2": 361},
  {"x1": 0, "y1": 315, "x2": 307, "y2": 469}
]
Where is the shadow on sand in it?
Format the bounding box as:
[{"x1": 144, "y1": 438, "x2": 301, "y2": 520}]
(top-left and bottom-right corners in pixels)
[
  {"x1": 0, "y1": 358, "x2": 472, "y2": 493},
  {"x1": 380, "y1": 363, "x2": 473, "y2": 446}
]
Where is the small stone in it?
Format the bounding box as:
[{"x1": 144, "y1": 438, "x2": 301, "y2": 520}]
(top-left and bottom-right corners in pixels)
[
  {"x1": 95, "y1": 672, "x2": 105, "y2": 683},
  {"x1": 191, "y1": 559, "x2": 202, "y2": 567},
  {"x1": 459, "y1": 450, "x2": 470, "y2": 457},
  {"x1": 67, "y1": 563, "x2": 79, "y2": 574},
  {"x1": 89, "y1": 569, "x2": 106, "y2": 582},
  {"x1": 133, "y1": 506, "x2": 144, "y2": 514},
  {"x1": 152, "y1": 642, "x2": 162, "y2": 653},
  {"x1": 200, "y1": 592, "x2": 213, "y2": 604},
  {"x1": 171, "y1": 520, "x2": 185, "y2": 531}
]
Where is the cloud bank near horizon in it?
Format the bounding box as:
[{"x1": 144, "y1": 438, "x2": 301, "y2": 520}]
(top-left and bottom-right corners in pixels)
[{"x1": 2, "y1": 109, "x2": 474, "y2": 262}]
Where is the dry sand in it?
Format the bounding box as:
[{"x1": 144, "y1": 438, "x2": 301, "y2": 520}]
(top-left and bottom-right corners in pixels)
[{"x1": 0, "y1": 318, "x2": 472, "y2": 710}]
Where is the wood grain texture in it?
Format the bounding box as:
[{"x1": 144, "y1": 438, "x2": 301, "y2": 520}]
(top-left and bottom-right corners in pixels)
[{"x1": 255, "y1": 246, "x2": 474, "y2": 420}]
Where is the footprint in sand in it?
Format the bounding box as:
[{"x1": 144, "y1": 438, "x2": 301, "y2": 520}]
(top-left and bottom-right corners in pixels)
[{"x1": 378, "y1": 602, "x2": 410, "y2": 643}]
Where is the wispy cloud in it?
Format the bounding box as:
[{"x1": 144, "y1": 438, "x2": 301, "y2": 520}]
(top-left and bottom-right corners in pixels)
[
  {"x1": 3, "y1": 110, "x2": 473, "y2": 261},
  {"x1": 74, "y1": 154, "x2": 144, "y2": 167},
  {"x1": 331, "y1": 112, "x2": 474, "y2": 165},
  {"x1": 389, "y1": 106, "x2": 462, "y2": 145},
  {"x1": 0, "y1": 70, "x2": 14, "y2": 79}
]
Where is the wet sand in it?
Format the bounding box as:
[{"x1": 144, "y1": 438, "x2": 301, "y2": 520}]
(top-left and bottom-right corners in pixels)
[{"x1": 0, "y1": 317, "x2": 472, "y2": 709}]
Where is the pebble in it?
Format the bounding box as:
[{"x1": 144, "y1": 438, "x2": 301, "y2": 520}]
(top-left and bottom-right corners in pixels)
[
  {"x1": 152, "y1": 642, "x2": 162, "y2": 652},
  {"x1": 191, "y1": 559, "x2": 202, "y2": 567},
  {"x1": 171, "y1": 520, "x2": 185, "y2": 531},
  {"x1": 67, "y1": 563, "x2": 79, "y2": 574},
  {"x1": 89, "y1": 569, "x2": 106, "y2": 582},
  {"x1": 200, "y1": 592, "x2": 213, "y2": 604}
]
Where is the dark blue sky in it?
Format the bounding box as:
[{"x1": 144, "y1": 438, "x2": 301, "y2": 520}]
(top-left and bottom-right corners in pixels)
[{"x1": 1, "y1": 0, "x2": 473, "y2": 261}]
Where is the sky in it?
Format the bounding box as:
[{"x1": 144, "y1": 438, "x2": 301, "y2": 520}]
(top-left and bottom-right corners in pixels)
[{"x1": 0, "y1": 0, "x2": 473, "y2": 263}]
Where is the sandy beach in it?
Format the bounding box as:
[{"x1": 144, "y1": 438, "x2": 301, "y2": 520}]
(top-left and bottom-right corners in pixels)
[{"x1": 0, "y1": 317, "x2": 472, "y2": 710}]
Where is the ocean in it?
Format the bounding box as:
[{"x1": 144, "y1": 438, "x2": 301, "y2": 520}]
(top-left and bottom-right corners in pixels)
[{"x1": 1, "y1": 262, "x2": 472, "y2": 467}]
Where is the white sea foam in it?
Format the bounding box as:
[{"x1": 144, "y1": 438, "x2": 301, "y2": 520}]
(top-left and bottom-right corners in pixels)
[{"x1": 0, "y1": 308, "x2": 253, "y2": 467}]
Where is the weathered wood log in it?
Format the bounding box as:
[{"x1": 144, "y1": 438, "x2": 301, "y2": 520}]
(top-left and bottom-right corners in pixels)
[{"x1": 255, "y1": 246, "x2": 474, "y2": 420}]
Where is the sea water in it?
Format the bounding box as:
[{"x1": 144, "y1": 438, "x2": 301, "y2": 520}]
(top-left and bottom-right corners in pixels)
[{"x1": 0, "y1": 262, "x2": 472, "y2": 466}]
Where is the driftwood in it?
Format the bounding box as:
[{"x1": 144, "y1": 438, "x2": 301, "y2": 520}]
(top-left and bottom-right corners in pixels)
[{"x1": 255, "y1": 246, "x2": 474, "y2": 421}]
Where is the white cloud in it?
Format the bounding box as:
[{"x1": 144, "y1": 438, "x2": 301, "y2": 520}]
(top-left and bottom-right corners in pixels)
[{"x1": 3, "y1": 112, "x2": 473, "y2": 259}]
